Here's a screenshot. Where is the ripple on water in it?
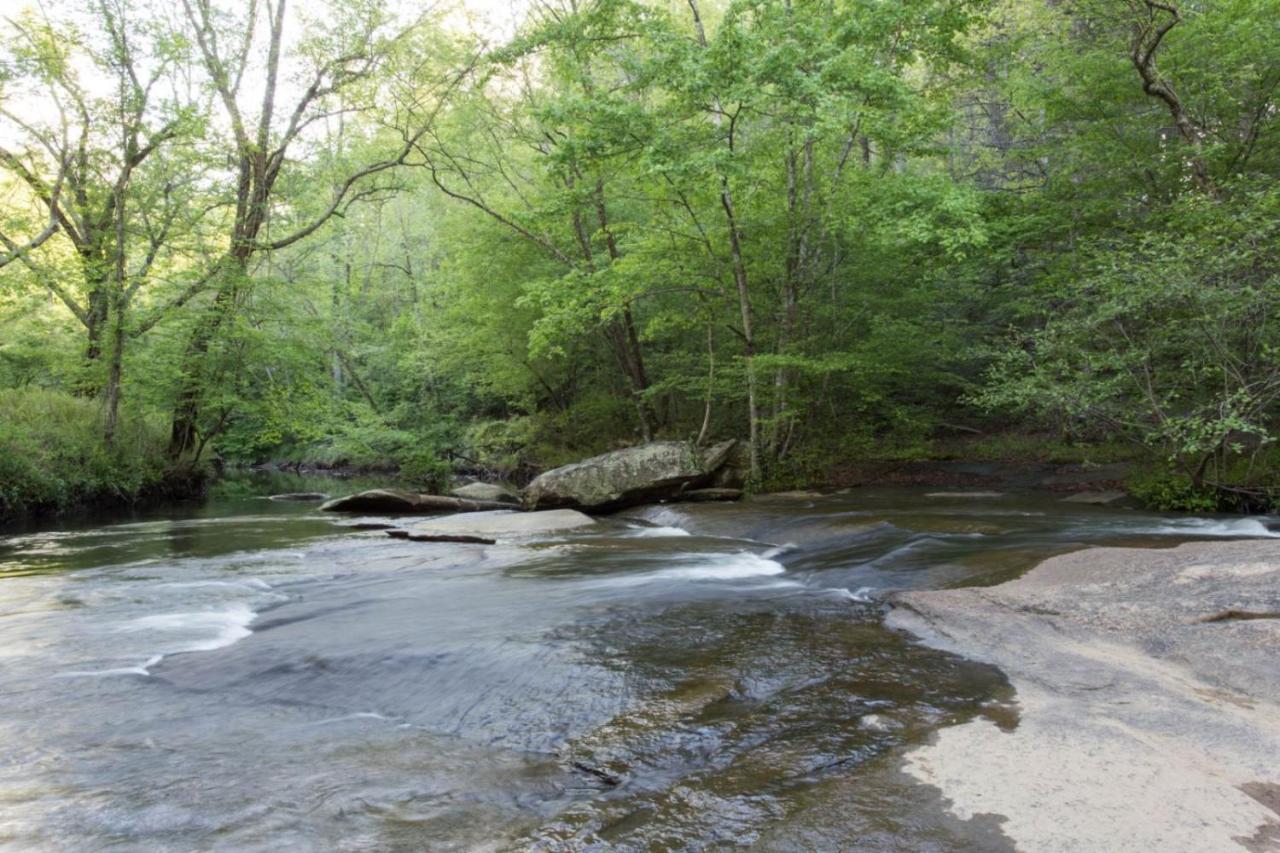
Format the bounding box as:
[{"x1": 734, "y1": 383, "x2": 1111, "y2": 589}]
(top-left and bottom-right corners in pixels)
[
  {"x1": 121, "y1": 603, "x2": 257, "y2": 653},
  {"x1": 4, "y1": 488, "x2": 1268, "y2": 850}
]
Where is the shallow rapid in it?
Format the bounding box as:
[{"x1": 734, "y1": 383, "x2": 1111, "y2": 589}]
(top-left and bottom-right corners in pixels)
[{"x1": 0, "y1": 481, "x2": 1275, "y2": 850}]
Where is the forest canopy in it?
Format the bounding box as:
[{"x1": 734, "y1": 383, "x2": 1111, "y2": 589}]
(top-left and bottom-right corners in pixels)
[{"x1": 1, "y1": 0, "x2": 1278, "y2": 516}]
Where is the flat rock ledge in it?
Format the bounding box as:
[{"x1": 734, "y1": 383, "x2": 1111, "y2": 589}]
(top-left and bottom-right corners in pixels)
[
  {"x1": 886, "y1": 539, "x2": 1280, "y2": 853},
  {"x1": 410, "y1": 509, "x2": 595, "y2": 539},
  {"x1": 320, "y1": 489, "x2": 513, "y2": 514}
]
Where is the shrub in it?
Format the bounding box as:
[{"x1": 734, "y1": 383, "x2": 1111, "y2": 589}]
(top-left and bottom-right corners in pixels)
[
  {"x1": 399, "y1": 449, "x2": 452, "y2": 492},
  {"x1": 0, "y1": 387, "x2": 174, "y2": 520},
  {"x1": 1127, "y1": 470, "x2": 1220, "y2": 513}
]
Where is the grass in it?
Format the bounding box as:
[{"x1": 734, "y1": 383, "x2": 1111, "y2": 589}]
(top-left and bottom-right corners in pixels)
[{"x1": 0, "y1": 387, "x2": 197, "y2": 522}]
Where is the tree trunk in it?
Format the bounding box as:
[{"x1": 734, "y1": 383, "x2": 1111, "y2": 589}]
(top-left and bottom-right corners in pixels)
[
  {"x1": 168, "y1": 264, "x2": 243, "y2": 458},
  {"x1": 688, "y1": 0, "x2": 762, "y2": 484},
  {"x1": 77, "y1": 253, "x2": 113, "y2": 396},
  {"x1": 102, "y1": 291, "x2": 127, "y2": 446},
  {"x1": 723, "y1": 184, "x2": 761, "y2": 484}
]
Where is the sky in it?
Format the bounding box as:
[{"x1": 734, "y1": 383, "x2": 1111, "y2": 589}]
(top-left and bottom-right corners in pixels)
[
  {"x1": 452, "y1": 0, "x2": 533, "y2": 38},
  {"x1": 0, "y1": 0, "x2": 538, "y2": 150}
]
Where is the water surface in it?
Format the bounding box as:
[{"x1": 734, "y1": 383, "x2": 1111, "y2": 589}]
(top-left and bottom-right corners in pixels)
[{"x1": 1, "y1": 482, "x2": 1274, "y2": 850}]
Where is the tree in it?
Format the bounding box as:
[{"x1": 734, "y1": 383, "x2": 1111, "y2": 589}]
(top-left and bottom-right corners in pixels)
[
  {"x1": 165, "y1": 0, "x2": 461, "y2": 458},
  {"x1": 0, "y1": 0, "x2": 199, "y2": 438}
]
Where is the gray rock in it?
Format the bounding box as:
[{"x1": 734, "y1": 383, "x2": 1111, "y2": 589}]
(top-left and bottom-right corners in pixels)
[
  {"x1": 887, "y1": 540, "x2": 1280, "y2": 853},
  {"x1": 709, "y1": 441, "x2": 749, "y2": 489},
  {"x1": 320, "y1": 488, "x2": 423, "y2": 512},
  {"x1": 321, "y1": 489, "x2": 513, "y2": 513},
  {"x1": 411, "y1": 509, "x2": 595, "y2": 538},
  {"x1": 523, "y1": 440, "x2": 736, "y2": 511},
  {"x1": 450, "y1": 482, "x2": 521, "y2": 505},
  {"x1": 268, "y1": 492, "x2": 329, "y2": 501}
]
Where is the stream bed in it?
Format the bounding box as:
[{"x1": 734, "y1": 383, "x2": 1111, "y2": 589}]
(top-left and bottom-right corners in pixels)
[{"x1": 1, "y1": 481, "x2": 1276, "y2": 850}]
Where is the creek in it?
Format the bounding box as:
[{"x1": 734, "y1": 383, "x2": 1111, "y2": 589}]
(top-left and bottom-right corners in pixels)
[{"x1": 1, "y1": 478, "x2": 1275, "y2": 850}]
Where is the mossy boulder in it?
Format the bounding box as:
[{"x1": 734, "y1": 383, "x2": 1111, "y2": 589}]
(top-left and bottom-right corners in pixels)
[{"x1": 523, "y1": 440, "x2": 736, "y2": 512}]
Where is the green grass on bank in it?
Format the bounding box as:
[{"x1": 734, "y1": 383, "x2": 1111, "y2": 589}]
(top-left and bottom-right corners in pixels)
[{"x1": 0, "y1": 388, "x2": 192, "y2": 521}]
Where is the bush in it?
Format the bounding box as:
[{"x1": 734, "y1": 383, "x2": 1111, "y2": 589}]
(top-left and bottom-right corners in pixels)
[
  {"x1": 1127, "y1": 470, "x2": 1220, "y2": 513},
  {"x1": 399, "y1": 449, "x2": 452, "y2": 492},
  {"x1": 0, "y1": 387, "x2": 176, "y2": 520}
]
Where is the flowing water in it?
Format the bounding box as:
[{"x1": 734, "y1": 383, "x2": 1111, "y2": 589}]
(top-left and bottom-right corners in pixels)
[{"x1": 1, "y1": 480, "x2": 1276, "y2": 851}]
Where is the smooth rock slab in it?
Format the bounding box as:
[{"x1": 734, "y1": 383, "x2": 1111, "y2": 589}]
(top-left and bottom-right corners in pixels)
[
  {"x1": 450, "y1": 482, "x2": 522, "y2": 505},
  {"x1": 888, "y1": 540, "x2": 1280, "y2": 853},
  {"x1": 321, "y1": 489, "x2": 513, "y2": 513},
  {"x1": 411, "y1": 509, "x2": 595, "y2": 538}
]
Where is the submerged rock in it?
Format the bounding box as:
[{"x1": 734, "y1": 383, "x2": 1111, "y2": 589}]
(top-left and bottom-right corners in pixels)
[
  {"x1": 268, "y1": 492, "x2": 329, "y2": 501},
  {"x1": 411, "y1": 509, "x2": 595, "y2": 537},
  {"x1": 524, "y1": 440, "x2": 736, "y2": 511},
  {"x1": 320, "y1": 489, "x2": 513, "y2": 513},
  {"x1": 450, "y1": 482, "x2": 521, "y2": 505},
  {"x1": 1060, "y1": 490, "x2": 1128, "y2": 505}
]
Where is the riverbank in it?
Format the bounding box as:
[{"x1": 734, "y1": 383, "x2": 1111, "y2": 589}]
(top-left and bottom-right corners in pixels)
[
  {"x1": 0, "y1": 388, "x2": 209, "y2": 525},
  {"x1": 887, "y1": 539, "x2": 1280, "y2": 852}
]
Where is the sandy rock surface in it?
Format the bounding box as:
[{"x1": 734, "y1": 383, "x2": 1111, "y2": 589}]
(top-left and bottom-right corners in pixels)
[{"x1": 887, "y1": 539, "x2": 1280, "y2": 853}]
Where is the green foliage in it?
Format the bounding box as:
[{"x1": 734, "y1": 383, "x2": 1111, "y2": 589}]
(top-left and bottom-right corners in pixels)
[
  {"x1": 1128, "y1": 470, "x2": 1220, "y2": 514},
  {"x1": 398, "y1": 449, "x2": 452, "y2": 493},
  {"x1": 2, "y1": 0, "x2": 1278, "y2": 517},
  {"x1": 976, "y1": 182, "x2": 1280, "y2": 483},
  {"x1": 0, "y1": 388, "x2": 175, "y2": 519}
]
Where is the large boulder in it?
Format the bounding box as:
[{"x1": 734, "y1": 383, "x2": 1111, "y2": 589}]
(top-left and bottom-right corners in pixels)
[
  {"x1": 708, "y1": 440, "x2": 750, "y2": 489},
  {"x1": 523, "y1": 440, "x2": 736, "y2": 512},
  {"x1": 320, "y1": 489, "x2": 513, "y2": 513},
  {"x1": 449, "y1": 482, "x2": 521, "y2": 505}
]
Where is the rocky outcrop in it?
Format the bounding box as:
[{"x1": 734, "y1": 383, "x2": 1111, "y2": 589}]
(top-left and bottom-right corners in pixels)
[
  {"x1": 320, "y1": 489, "x2": 513, "y2": 514},
  {"x1": 449, "y1": 482, "x2": 522, "y2": 505},
  {"x1": 523, "y1": 440, "x2": 737, "y2": 512},
  {"x1": 887, "y1": 540, "x2": 1280, "y2": 853}
]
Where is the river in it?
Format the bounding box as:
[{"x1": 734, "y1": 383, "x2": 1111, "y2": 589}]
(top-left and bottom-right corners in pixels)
[{"x1": 1, "y1": 479, "x2": 1275, "y2": 850}]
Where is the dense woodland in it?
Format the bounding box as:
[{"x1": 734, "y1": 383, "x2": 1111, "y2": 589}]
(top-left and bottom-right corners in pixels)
[{"x1": 1, "y1": 0, "x2": 1278, "y2": 518}]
